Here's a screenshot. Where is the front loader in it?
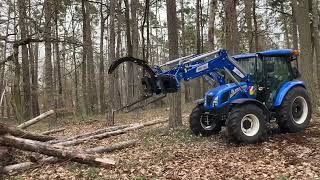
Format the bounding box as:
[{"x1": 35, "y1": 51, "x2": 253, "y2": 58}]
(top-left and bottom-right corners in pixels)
[{"x1": 108, "y1": 49, "x2": 312, "y2": 144}]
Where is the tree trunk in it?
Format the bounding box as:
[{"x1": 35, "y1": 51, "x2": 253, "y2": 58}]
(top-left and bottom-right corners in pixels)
[
  {"x1": 107, "y1": 0, "x2": 119, "y2": 124},
  {"x1": 281, "y1": 4, "x2": 291, "y2": 48},
  {"x1": 54, "y1": 1, "x2": 63, "y2": 111},
  {"x1": 312, "y1": 0, "x2": 320, "y2": 108},
  {"x1": 244, "y1": 0, "x2": 253, "y2": 52},
  {"x1": 296, "y1": 0, "x2": 317, "y2": 107},
  {"x1": 181, "y1": 0, "x2": 192, "y2": 103},
  {"x1": 125, "y1": 0, "x2": 134, "y2": 105},
  {"x1": 291, "y1": 0, "x2": 299, "y2": 50},
  {"x1": 81, "y1": 0, "x2": 88, "y2": 116},
  {"x1": 2, "y1": 140, "x2": 134, "y2": 173},
  {"x1": 85, "y1": 0, "x2": 98, "y2": 114},
  {"x1": 131, "y1": 0, "x2": 139, "y2": 98},
  {"x1": 17, "y1": 110, "x2": 55, "y2": 129},
  {"x1": 48, "y1": 124, "x2": 130, "y2": 144},
  {"x1": 224, "y1": 0, "x2": 238, "y2": 55},
  {"x1": 41, "y1": 128, "x2": 65, "y2": 135},
  {"x1": 18, "y1": 0, "x2": 32, "y2": 120},
  {"x1": 0, "y1": 135, "x2": 115, "y2": 167},
  {"x1": 44, "y1": 0, "x2": 54, "y2": 111},
  {"x1": 166, "y1": 0, "x2": 182, "y2": 128},
  {"x1": 0, "y1": 123, "x2": 54, "y2": 141},
  {"x1": 253, "y1": 0, "x2": 259, "y2": 51},
  {"x1": 30, "y1": 42, "x2": 40, "y2": 117},
  {"x1": 99, "y1": 0, "x2": 106, "y2": 114}
]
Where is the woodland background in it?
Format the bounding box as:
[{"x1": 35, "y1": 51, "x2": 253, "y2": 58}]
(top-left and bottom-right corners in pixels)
[{"x1": 0, "y1": 0, "x2": 319, "y2": 126}]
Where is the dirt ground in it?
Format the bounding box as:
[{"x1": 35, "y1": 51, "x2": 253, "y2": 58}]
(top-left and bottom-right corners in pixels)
[{"x1": 3, "y1": 105, "x2": 320, "y2": 180}]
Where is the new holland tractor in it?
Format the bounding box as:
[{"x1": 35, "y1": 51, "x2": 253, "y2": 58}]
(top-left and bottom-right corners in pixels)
[{"x1": 108, "y1": 49, "x2": 312, "y2": 144}]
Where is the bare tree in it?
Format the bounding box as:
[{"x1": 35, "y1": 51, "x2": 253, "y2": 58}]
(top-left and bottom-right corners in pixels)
[{"x1": 166, "y1": 0, "x2": 182, "y2": 128}]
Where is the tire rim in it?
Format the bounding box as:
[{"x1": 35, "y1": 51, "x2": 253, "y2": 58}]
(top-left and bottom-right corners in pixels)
[
  {"x1": 241, "y1": 114, "x2": 260, "y2": 136},
  {"x1": 200, "y1": 114, "x2": 216, "y2": 130},
  {"x1": 291, "y1": 96, "x2": 308, "y2": 124}
]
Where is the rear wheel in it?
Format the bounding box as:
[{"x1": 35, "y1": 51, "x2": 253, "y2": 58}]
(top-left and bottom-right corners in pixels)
[
  {"x1": 226, "y1": 104, "x2": 267, "y2": 144},
  {"x1": 277, "y1": 86, "x2": 312, "y2": 133},
  {"x1": 189, "y1": 104, "x2": 222, "y2": 136}
]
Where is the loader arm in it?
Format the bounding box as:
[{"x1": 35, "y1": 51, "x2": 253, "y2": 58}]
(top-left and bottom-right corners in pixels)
[{"x1": 108, "y1": 49, "x2": 251, "y2": 96}]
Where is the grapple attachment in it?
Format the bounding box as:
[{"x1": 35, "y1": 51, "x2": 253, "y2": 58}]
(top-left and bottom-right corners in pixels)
[{"x1": 108, "y1": 57, "x2": 179, "y2": 95}]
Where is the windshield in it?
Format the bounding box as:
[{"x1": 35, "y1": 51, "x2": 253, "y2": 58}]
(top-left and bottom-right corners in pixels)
[{"x1": 236, "y1": 57, "x2": 256, "y2": 75}]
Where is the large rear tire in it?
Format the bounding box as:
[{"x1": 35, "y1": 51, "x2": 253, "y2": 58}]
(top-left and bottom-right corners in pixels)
[
  {"x1": 226, "y1": 104, "x2": 267, "y2": 144},
  {"x1": 189, "y1": 104, "x2": 222, "y2": 136},
  {"x1": 277, "y1": 86, "x2": 312, "y2": 133}
]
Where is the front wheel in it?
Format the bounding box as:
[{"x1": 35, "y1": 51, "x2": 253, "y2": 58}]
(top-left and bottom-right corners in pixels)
[
  {"x1": 226, "y1": 104, "x2": 267, "y2": 144},
  {"x1": 189, "y1": 104, "x2": 222, "y2": 136},
  {"x1": 277, "y1": 86, "x2": 312, "y2": 133}
]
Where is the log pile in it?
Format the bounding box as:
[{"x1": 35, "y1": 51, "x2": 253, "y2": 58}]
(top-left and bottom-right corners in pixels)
[{"x1": 0, "y1": 113, "x2": 168, "y2": 174}]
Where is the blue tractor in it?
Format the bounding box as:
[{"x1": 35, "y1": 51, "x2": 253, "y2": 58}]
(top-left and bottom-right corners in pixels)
[{"x1": 108, "y1": 49, "x2": 312, "y2": 144}]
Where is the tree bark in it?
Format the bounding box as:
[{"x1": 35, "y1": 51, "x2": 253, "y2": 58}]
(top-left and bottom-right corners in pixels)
[
  {"x1": 224, "y1": 0, "x2": 238, "y2": 55},
  {"x1": 244, "y1": 0, "x2": 253, "y2": 52},
  {"x1": 55, "y1": 119, "x2": 167, "y2": 146},
  {"x1": 18, "y1": 0, "x2": 32, "y2": 120},
  {"x1": 81, "y1": 0, "x2": 88, "y2": 116},
  {"x1": 99, "y1": 0, "x2": 106, "y2": 114},
  {"x1": 180, "y1": 0, "x2": 192, "y2": 103},
  {"x1": 41, "y1": 128, "x2": 65, "y2": 135},
  {"x1": 253, "y1": 0, "x2": 259, "y2": 51},
  {"x1": 0, "y1": 123, "x2": 54, "y2": 141},
  {"x1": 0, "y1": 135, "x2": 115, "y2": 167},
  {"x1": 296, "y1": 0, "x2": 317, "y2": 107},
  {"x1": 291, "y1": 0, "x2": 299, "y2": 50},
  {"x1": 48, "y1": 124, "x2": 130, "y2": 144},
  {"x1": 312, "y1": 0, "x2": 320, "y2": 107},
  {"x1": 85, "y1": 0, "x2": 98, "y2": 114},
  {"x1": 17, "y1": 110, "x2": 55, "y2": 129},
  {"x1": 44, "y1": 0, "x2": 54, "y2": 111},
  {"x1": 124, "y1": 0, "x2": 134, "y2": 105},
  {"x1": 166, "y1": 0, "x2": 182, "y2": 128},
  {"x1": 2, "y1": 140, "x2": 135, "y2": 173}
]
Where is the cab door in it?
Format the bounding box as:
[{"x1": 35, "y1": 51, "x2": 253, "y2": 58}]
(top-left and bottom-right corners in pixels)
[{"x1": 262, "y1": 56, "x2": 293, "y2": 107}]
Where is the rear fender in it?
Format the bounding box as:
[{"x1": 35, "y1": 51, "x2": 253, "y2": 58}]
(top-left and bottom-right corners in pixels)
[
  {"x1": 231, "y1": 98, "x2": 270, "y2": 120},
  {"x1": 273, "y1": 81, "x2": 305, "y2": 107}
]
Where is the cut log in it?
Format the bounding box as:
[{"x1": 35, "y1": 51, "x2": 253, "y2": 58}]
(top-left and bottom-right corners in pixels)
[
  {"x1": 0, "y1": 123, "x2": 54, "y2": 141},
  {"x1": 87, "y1": 139, "x2": 137, "y2": 153},
  {"x1": 56, "y1": 119, "x2": 168, "y2": 147},
  {"x1": 17, "y1": 110, "x2": 55, "y2": 129},
  {"x1": 0, "y1": 135, "x2": 115, "y2": 168},
  {"x1": 57, "y1": 124, "x2": 143, "y2": 146},
  {"x1": 48, "y1": 124, "x2": 130, "y2": 144},
  {"x1": 3, "y1": 140, "x2": 137, "y2": 173},
  {"x1": 41, "y1": 128, "x2": 65, "y2": 135}
]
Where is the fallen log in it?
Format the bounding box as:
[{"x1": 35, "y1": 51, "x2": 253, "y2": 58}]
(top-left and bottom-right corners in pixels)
[
  {"x1": 0, "y1": 135, "x2": 115, "y2": 168},
  {"x1": 0, "y1": 123, "x2": 54, "y2": 141},
  {"x1": 87, "y1": 139, "x2": 137, "y2": 153},
  {"x1": 41, "y1": 128, "x2": 65, "y2": 135},
  {"x1": 56, "y1": 119, "x2": 168, "y2": 147},
  {"x1": 48, "y1": 124, "x2": 130, "y2": 144},
  {"x1": 57, "y1": 124, "x2": 143, "y2": 146},
  {"x1": 17, "y1": 110, "x2": 55, "y2": 129},
  {"x1": 2, "y1": 140, "x2": 137, "y2": 173}
]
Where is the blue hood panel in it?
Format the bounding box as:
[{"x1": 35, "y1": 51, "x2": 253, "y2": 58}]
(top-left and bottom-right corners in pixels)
[{"x1": 204, "y1": 82, "x2": 250, "y2": 110}]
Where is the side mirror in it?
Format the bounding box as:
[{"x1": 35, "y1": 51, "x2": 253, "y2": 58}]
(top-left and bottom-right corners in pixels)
[
  {"x1": 266, "y1": 63, "x2": 274, "y2": 72},
  {"x1": 292, "y1": 67, "x2": 301, "y2": 79}
]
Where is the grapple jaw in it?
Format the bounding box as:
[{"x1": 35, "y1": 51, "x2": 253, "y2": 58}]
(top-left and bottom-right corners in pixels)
[{"x1": 108, "y1": 57, "x2": 179, "y2": 95}]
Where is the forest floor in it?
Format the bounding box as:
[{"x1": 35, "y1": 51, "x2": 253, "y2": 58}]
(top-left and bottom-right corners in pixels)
[{"x1": 4, "y1": 104, "x2": 320, "y2": 180}]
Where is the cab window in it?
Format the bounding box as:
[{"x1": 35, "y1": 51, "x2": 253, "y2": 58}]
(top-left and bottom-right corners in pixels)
[{"x1": 236, "y1": 57, "x2": 256, "y2": 75}]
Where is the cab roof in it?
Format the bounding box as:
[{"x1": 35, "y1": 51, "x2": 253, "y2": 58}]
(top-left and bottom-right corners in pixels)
[{"x1": 233, "y1": 49, "x2": 294, "y2": 60}]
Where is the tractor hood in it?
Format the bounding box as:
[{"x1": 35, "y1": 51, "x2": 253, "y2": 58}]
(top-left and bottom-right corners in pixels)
[{"x1": 204, "y1": 82, "x2": 249, "y2": 110}]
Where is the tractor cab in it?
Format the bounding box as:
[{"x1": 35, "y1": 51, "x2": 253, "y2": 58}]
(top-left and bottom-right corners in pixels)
[{"x1": 233, "y1": 49, "x2": 300, "y2": 107}]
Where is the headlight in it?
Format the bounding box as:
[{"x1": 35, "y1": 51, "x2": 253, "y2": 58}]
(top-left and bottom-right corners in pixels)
[{"x1": 212, "y1": 96, "x2": 218, "y2": 106}]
